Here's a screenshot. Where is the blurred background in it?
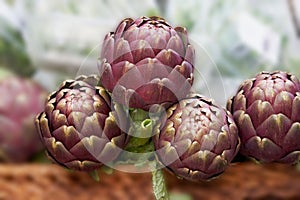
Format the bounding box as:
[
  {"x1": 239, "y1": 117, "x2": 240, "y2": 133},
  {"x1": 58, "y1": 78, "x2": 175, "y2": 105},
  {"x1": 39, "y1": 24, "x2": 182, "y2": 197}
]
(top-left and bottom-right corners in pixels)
[
  {"x1": 0, "y1": 0, "x2": 300, "y2": 199},
  {"x1": 1, "y1": 0, "x2": 300, "y2": 102}
]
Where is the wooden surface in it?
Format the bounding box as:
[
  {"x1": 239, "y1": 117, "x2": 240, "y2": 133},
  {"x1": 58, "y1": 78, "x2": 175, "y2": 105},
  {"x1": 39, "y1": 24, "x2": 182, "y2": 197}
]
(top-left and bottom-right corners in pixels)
[{"x1": 0, "y1": 162, "x2": 300, "y2": 200}]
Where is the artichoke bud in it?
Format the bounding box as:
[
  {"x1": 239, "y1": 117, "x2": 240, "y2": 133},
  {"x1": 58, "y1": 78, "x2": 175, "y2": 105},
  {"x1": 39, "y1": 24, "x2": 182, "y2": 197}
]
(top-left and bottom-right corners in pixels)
[
  {"x1": 0, "y1": 76, "x2": 47, "y2": 162},
  {"x1": 153, "y1": 93, "x2": 240, "y2": 181},
  {"x1": 35, "y1": 75, "x2": 130, "y2": 171},
  {"x1": 99, "y1": 16, "x2": 195, "y2": 111},
  {"x1": 227, "y1": 71, "x2": 300, "y2": 164}
]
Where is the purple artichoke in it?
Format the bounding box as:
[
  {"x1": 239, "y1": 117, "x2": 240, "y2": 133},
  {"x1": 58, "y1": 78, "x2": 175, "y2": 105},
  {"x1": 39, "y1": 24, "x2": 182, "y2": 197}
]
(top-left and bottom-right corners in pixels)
[
  {"x1": 153, "y1": 94, "x2": 240, "y2": 181},
  {"x1": 99, "y1": 16, "x2": 195, "y2": 110},
  {"x1": 35, "y1": 75, "x2": 129, "y2": 171},
  {"x1": 0, "y1": 76, "x2": 47, "y2": 162},
  {"x1": 227, "y1": 71, "x2": 300, "y2": 163}
]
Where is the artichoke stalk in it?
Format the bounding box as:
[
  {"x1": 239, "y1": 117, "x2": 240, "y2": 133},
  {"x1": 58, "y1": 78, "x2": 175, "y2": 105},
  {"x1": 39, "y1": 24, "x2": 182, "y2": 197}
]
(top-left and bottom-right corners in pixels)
[
  {"x1": 36, "y1": 75, "x2": 130, "y2": 171},
  {"x1": 153, "y1": 94, "x2": 240, "y2": 181},
  {"x1": 227, "y1": 71, "x2": 300, "y2": 163},
  {"x1": 99, "y1": 16, "x2": 195, "y2": 111}
]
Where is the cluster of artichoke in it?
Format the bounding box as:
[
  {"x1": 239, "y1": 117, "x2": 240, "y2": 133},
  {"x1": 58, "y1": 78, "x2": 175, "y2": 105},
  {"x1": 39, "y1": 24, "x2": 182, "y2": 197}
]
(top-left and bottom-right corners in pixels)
[{"x1": 36, "y1": 16, "x2": 300, "y2": 185}]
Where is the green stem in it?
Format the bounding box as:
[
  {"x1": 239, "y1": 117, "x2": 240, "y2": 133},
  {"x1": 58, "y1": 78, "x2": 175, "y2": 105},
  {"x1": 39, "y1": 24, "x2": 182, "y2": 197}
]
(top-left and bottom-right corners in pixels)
[
  {"x1": 131, "y1": 109, "x2": 149, "y2": 121},
  {"x1": 126, "y1": 109, "x2": 154, "y2": 149},
  {"x1": 127, "y1": 109, "x2": 171, "y2": 199},
  {"x1": 151, "y1": 161, "x2": 170, "y2": 200},
  {"x1": 129, "y1": 119, "x2": 153, "y2": 138}
]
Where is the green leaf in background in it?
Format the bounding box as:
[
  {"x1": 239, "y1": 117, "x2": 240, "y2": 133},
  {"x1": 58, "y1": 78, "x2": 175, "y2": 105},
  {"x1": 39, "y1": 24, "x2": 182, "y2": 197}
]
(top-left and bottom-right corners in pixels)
[
  {"x1": 0, "y1": 66, "x2": 13, "y2": 79},
  {"x1": 0, "y1": 19, "x2": 35, "y2": 77}
]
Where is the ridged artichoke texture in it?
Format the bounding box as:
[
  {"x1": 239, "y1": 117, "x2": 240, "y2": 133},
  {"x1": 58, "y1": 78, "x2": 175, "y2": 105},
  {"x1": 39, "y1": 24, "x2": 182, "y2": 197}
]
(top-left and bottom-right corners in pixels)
[
  {"x1": 36, "y1": 75, "x2": 130, "y2": 171},
  {"x1": 99, "y1": 16, "x2": 195, "y2": 111},
  {"x1": 0, "y1": 76, "x2": 47, "y2": 162},
  {"x1": 153, "y1": 93, "x2": 240, "y2": 181},
  {"x1": 227, "y1": 71, "x2": 300, "y2": 164}
]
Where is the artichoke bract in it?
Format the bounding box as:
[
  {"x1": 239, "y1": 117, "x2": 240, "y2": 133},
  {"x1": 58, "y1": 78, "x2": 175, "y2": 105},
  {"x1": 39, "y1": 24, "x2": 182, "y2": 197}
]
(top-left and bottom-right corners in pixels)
[
  {"x1": 227, "y1": 71, "x2": 300, "y2": 163},
  {"x1": 99, "y1": 16, "x2": 195, "y2": 110},
  {"x1": 0, "y1": 76, "x2": 47, "y2": 162},
  {"x1": 36, "y1": 75, "x2": 129, "y2": 171},
  {"x1": 153, "y1": 94, "x2": 240, "y2": 181}
]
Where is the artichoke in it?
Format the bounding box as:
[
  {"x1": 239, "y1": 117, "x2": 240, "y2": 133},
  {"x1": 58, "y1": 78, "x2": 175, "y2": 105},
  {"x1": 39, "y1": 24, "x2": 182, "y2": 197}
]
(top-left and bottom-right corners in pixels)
[
  {"x1": 99, "y1": 16, "x2": 195, "y2": 110},
  {"x1": 35, "y1": 75, "x2": 129, "y2": 171},
  {"x1": 0, "y1": 76, "x2": 47, "y2": 162},
  {"x1": 227, "y1": 71, "x2": 300, "y2": 163},
  {"x1": 153, "y1": 94, "x2": 240, "y2": 181}
]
